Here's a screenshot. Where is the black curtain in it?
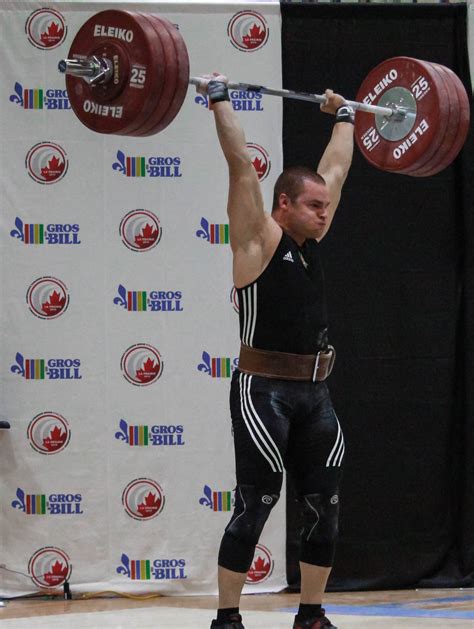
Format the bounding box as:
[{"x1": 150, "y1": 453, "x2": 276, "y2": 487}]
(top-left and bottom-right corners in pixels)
[{"x1": 281, "y1": 3, "x2": 474, "y2": 590}]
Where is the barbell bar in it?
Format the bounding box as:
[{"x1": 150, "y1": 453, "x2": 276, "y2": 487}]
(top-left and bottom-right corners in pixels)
[
  {"x1": 58, "y1": 9, "x2": 470, "y2": 176},
  {"x1": 59, "y1": 57, "x2": 401, "y2": 119}
]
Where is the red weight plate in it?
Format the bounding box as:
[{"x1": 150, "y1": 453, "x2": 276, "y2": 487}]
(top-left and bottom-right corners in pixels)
[
  {"x1": 137, "y1": 15, "x2": 190, "y2": 136},
  {"x1": 127, "y1": 13, "x2": 178, "y2": 137},
  {"x1": 409, "y1": 63, "x2": 460, "y2": 176},
  {"x1": 355, "y1": 57, "x2": 449, "y2": 173},
  {"x1": 395, "y1": 60, "x2": 450, "y2": 175},
  {"x1": 412, "y1": 63, "x2": 470, "y2": 176},
  {"x1": 66, "y1": 10, "x2": 165, "y2": 135}
]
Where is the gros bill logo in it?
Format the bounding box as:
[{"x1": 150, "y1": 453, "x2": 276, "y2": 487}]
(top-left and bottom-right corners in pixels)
[
  {"x1": 10, "y1": 82, "x2": 70, "y2": 110},
  {"x1": 25, "y1": 142, "x2": 68, "y2": 184},
  {"x1": 27, "y1": 412, "x2": 71, "y2": 454},
  {"x1": 26, "y1": 277, "x2": 69, "y2": 319},
  {"x1": 117, "y1": 554, "x2": 187, "y2": 581},
  {"x1": 28, "y1": 547, "x2": 71, "y2": 588},
  {"x1": 25, "y1": 9, "x2": 67, "y2": 50},
  {"x1": 228, "y1": 11, "x2": 269, "y2": 52},
  {"x1": 11, "y1": 218, "x2": 80, "y2": 245}
]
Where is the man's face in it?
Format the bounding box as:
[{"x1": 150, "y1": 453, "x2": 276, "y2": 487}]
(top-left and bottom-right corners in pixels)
[{"x1": 285, "y1": 179, "x2": 330, "y2": 240}]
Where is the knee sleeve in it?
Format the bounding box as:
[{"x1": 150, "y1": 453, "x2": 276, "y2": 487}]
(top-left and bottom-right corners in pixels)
[
  {"x1": 299, "y1": 492, "x2": 340, "y2": 567},
  {"x1": 218, "y1": 484, "x2": 279, "y2": 573}
]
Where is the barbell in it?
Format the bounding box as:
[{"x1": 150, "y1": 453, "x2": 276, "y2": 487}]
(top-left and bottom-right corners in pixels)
[{"x1": 58, "y1": 9, "x2": 470, "y2": 177}]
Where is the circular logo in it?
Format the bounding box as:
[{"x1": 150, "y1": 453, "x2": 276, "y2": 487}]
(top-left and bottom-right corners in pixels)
[
  {"x1": 122, "y1": 478, "x2": 165, "y2": 520},
  {"x1": 230, "y1": 286, "x2": 239, "y2": 314},
  {"x1": 261, "y1": 495, "x2": 273, "y2": 505},
  {"x1": 330, "y1": 494, "x2": 339, "y2": 505},
  {"x1": 246, "y1": 544, "x2": 274, "y2": 584},
  {"x1": 25, "y1": 9, "x2": 67, "y2": 50},
  {"x1": 28, "y1": 547, "x2": 71, "y2": 588},
  {"x1": 119, "y1": 210, "x2": 162, "y2": 252},
  {"x1": 27, "y1": 412, "x2": 70, "y2": 455},
  {"x1": 25, "y1": 142, "x2": 68, "y2": 185},
  {"x1": 121, "y1": 344, "x2": 163, "y2": 386},
  {"x1": 247, "y1": 143, "x2": 271, "y2": 182},
  {"x1": 26, "y1": 277, "x2": 69, "y2": 320},
  {"x1": 228, "y1": 11, "x2": 269, "y2": 52}
]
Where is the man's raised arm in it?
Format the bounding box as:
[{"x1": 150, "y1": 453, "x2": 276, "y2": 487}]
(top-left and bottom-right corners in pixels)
[{"x1": 317, "y1": 90, "x2": 355, "y2": 239}]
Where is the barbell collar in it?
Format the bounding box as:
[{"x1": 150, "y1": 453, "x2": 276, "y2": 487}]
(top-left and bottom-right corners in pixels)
[{"x1": 58, "y1": 57, "x2": 112, "y2": 85}]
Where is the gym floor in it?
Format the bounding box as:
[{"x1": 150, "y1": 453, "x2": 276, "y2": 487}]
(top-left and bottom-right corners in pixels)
[{"x1": 1, "y1": 589, "x2": 474, "y2": 628}]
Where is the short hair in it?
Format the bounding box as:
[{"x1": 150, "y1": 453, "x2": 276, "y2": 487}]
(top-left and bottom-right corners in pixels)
[{"x1": 272, "y1": 167, "x2": 326, "y2": 212}]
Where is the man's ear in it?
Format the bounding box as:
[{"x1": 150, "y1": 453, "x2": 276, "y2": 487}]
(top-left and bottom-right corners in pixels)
[{"x1": 279, "y1": 192, "x2": 290, "y2": 211}]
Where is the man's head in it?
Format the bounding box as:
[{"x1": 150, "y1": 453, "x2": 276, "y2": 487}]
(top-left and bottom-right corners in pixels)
[{"x1": 272, "y1": 167, "x2": 330, "y2": 242}]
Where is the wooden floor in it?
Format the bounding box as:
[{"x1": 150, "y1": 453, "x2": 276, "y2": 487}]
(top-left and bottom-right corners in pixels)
[{"x1": 1, "y1": 588, "x2": 474, "y2": 627}]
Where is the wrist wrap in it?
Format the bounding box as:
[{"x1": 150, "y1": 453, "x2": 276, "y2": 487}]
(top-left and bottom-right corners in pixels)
[
  {"x1": 207, "y1": 80, "x2": 230, "y2": 104},
  {"x1": 335, "y1": 105, "x2": 355, "y2": 124}
]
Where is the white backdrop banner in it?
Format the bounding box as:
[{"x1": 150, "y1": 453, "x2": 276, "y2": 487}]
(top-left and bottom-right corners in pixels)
[{"x1": 0, "y1": 0, "x2": 284, "y2": 597}]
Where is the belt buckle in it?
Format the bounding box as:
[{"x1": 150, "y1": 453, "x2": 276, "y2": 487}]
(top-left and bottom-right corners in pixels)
[
  {"x1": 311, "y1": 351, "x2": 321, "y2": 382},
  {"x1": 312, "y1": 345, "x2": 336, "y2": 382}
]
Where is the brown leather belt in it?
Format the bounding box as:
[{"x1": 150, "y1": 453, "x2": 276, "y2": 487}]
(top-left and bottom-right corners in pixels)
[{"x1": 238, "y1": 344, "x2": 336, "y2": 382}]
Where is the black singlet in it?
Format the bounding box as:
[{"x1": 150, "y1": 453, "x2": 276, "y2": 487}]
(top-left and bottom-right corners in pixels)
[{"x1": 236, "y1": 231, "x2": 328, "y2": 354}]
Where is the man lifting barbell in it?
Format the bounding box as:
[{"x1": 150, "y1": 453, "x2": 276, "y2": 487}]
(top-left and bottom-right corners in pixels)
[{"x1": 195, "y1": 73, "x2": 354, "y2": 629}]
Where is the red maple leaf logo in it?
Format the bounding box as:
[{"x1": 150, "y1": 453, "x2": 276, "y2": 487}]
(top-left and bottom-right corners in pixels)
[
  {"x1": 43, "y1": 425, "x2": 67, "y2": 451},
  {"x1": 43, "y1": 560, "x2": 68, "y2": 585},
  {"x1": 136, "y1": 357, "x2": 160, "y2": 383},
  {"x1": 252, "y1": 156, "x2": 267, "y2": 179},
  {"x1": 135, "y1": 223, "x2": 158, "y2": 249},
  {"x1": 41, "y1": 290, "x2": 66, "y2": 316},
  {"x1": 40, "y1": 21, "x2": 64, "y2": 47},
  {"x1": 242, "y1": 23, "x2": 265, "y2": 49},
  {"x1": 136, "y1": 491, "x2": 162, "y2": 517},
  {"x1": 41, "y1": 155, "x2": 65, "y2": 181},
  {"x1": 247, "y1": 555, "x2": 270, "y2": 582}
]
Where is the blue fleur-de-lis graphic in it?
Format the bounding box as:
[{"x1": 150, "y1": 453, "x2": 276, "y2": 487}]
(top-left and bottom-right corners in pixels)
[
  {"x1": 112, "y1": 150, "x2": 126, "y2": 174},
  {"x1": 113, "y1": 285, "x2": 127, "y2": 308},
  {"x1": 196, "y1": 218, "x2": 210, "y2": 241},
  {"x1": 10, "y1": 217, "x2": 24, "y2": 241},
  {"x1": 197, "y1": 351, "x2": 211, "y2": 375},
  {"x1": 199, "y1": 485, "x2": 213, "y2": 509},
  {"x1": 117, "y1": 553, "x2": 131, "y2": 577},
  {"x1": 9, "y1": 82, "x2": 24, "y2": 106},
  {"x1": 194, "y1": 94, "x2": 209, "y2": 108},
  {"x1": 11, "y1": 488, "x2": 26, "y2": 511},
  {"x1": 11, "y1": 353, "x2": 25, "y2": 376},
  {"x1": 114, "y1": 419, "x2": 129, "y2": 443}
]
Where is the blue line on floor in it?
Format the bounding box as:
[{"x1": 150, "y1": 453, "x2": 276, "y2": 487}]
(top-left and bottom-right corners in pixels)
[{"x1": 280, "y1": 605, "x2": 474, "y2": 620}]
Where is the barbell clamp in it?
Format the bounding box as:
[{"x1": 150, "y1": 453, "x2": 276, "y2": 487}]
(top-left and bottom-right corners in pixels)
[{"x1": 58, "y1": 56, "x2": 112, "y2": 86}]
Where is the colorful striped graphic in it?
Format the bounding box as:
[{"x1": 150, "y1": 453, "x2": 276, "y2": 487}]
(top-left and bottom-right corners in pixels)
[
  {"x1": 23, "y1": 89, "x2": 44, "y2": 109},
  {"x1": 127, "y1": 291, "x2": 147, "y2": 311},
  {"x1": 130, "y1": 559, "x2": 151, "y2": 580},
  {"x1": 210, "y1": 224, "x2": 229, "y2": 244},
  {"x1": 211, "y1": 357, "x2": 231, "y2": 378},
  {"x1": 25, "y1": 494, "x2": 47, "y2": 514},
  {"x1": 212, "y1": 491, "x2": 232, "y2": 511},
  {"x1": 25, "y1": 359, "x2": 45, "y2": 379},
  {"x1": 128, "y1": 425, "x2": 149, "y2": 446},
  {"x1": 24, "y1": 224, "x2": 44, "y2": 244},
  {"x1": 126, "y1": 157, "x2": 147, "y2": 177}
]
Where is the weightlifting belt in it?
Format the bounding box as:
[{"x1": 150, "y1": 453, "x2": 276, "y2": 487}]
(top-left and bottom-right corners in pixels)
[{"x1": 238, "y1": 344, "x2": 336, "y2": 382}]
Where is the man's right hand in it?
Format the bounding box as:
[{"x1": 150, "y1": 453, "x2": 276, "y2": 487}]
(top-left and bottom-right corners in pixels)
[{"x1": 195, "y1": 72, "x2": 228, "y2": 96}]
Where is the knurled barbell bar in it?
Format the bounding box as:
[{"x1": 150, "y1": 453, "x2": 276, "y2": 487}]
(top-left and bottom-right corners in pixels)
[{"x1": 58, "y1": 9, "x2": 470, "y2": 176}]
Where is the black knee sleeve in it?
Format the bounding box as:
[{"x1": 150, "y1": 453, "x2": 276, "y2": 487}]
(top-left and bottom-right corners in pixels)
[
  {"x1": 299, "y1": 492, "x2": 340, "y2": 567},
  {"x1": 218, "y1": 484, "x2": 280, "y2": 573}
]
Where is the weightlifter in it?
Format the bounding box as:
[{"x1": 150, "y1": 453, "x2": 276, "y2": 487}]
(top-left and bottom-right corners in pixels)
[{"x1": 196, "y1": 73, "x2": 354, "y2": 629}]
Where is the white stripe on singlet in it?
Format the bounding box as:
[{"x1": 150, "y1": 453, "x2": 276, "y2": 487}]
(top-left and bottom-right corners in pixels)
[
  {"x1": 239, "y1": 373, "x2": 284, "y2": 473},
  {"x1": 241, "y1": 284, "x2": 257, "y2": 346},
  {"x1": 326, "y1": 412, "x2": 345, "y2": 468}
]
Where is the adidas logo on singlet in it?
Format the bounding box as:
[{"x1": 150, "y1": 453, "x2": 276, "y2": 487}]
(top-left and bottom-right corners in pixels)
[{"x1": 283, "y1": 251, "x2": 294, "y2": 262}]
